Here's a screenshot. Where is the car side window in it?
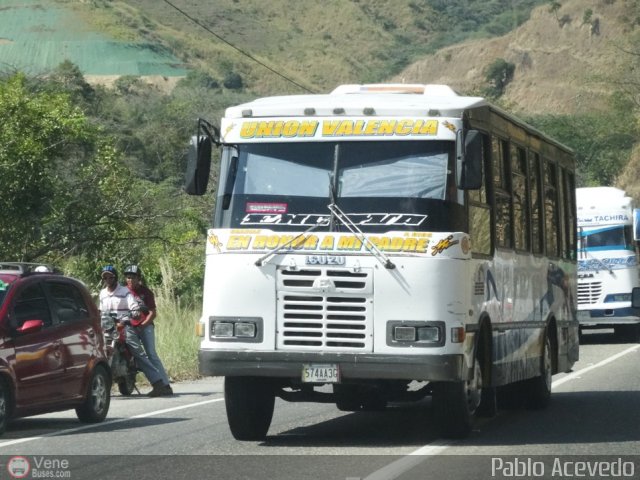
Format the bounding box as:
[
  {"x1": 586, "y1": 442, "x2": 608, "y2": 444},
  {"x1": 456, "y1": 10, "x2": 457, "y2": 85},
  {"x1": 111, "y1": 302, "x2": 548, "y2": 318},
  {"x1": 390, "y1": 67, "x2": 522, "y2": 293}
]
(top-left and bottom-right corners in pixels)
[
  {"x1": 13, "y1": 283, "x2": 52, "y2": 327},
  {"x1": 46, "y1": 282, "x2": 89, "y2": 324}
]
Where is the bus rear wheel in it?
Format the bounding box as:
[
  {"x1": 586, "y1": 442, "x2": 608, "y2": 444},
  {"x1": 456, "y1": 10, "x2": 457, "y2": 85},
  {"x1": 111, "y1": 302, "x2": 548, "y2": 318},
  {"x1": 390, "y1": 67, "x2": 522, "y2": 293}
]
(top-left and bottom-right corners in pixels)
[{"x1": 225, "y1": 376, "x2": 275, "y2": 441}]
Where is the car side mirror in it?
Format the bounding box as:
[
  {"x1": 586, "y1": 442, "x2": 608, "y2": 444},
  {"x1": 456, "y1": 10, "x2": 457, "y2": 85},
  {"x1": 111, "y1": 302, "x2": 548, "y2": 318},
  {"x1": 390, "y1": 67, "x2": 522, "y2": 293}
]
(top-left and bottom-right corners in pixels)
[{"x1": 16, "y1": 319, "x2": 44, "y2": 335}]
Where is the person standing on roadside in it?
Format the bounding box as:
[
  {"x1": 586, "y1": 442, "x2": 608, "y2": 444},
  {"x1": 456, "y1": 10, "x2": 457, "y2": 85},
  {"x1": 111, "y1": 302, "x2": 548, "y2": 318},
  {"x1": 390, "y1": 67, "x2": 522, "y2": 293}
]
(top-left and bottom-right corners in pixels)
[
  {"x1": 124, "y1": 265, "x2": 172, "y2": 396},
  {"x1": 99, "y1": 265, "x2": 171, "y2": 397}
]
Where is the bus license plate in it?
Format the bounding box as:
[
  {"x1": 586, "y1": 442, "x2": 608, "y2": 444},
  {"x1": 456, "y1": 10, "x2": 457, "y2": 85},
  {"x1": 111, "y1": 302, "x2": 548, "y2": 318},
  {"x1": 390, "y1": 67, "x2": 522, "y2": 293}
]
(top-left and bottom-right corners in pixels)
[{"x1": 302, "y1": 364, "x2": 340, "y2": 383}]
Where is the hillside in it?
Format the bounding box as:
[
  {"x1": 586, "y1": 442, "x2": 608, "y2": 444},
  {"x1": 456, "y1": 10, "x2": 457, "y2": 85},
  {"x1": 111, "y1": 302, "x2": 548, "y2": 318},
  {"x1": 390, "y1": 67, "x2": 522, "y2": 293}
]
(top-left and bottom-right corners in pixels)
[
  {"x1": 0, "y1": 0, "x2": 548, "y2": 94},
  {"x1": 0, "y1": 0, "x2": 186, "y2": 78},
  {"x1": 394, "y1": 0, "x2": 639, "y2": 116}
]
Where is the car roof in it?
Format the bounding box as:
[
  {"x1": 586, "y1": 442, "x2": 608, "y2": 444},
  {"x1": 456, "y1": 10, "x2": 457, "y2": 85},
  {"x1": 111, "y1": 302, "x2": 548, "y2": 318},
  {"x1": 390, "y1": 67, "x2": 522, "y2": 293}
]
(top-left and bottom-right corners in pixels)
[{"x1": 0, "y1": 262, "x2": 60, "y2": 276}]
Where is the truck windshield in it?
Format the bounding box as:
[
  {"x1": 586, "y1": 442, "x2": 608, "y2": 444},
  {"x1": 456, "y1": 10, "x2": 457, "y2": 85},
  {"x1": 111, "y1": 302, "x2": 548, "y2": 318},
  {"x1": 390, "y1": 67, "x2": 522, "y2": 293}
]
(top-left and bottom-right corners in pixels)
[
  {"x1": 214, "y1": 140, "x2": 465, "y2": 233},
  {"x1": 579, "y1": 225, "x2": 634, "y2": 250}
]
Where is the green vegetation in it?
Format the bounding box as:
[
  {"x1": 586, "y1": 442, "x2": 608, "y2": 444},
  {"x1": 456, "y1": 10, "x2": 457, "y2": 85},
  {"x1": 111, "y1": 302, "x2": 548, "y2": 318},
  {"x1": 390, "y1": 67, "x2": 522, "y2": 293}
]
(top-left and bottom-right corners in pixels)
[{"x1": 483, "y1": 58, "x2": 516, "y2": 97}]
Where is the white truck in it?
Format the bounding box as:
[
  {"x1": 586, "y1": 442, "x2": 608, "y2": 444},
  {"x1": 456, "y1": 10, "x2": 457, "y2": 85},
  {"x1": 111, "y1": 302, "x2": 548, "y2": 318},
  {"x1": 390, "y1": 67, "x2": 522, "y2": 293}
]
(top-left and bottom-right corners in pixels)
[{"x1": 576, "y1": 187, "x2": 640, "y2": 339}]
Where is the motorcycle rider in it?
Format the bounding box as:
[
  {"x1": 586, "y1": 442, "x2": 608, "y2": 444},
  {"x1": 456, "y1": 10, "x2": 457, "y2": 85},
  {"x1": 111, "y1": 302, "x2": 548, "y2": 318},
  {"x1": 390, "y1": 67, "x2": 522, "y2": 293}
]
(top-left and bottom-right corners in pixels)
[
  {"x1": 99, "y1": 265, "x2": 170, "y2": 397},
  {"x1": 124, "y1": 264, "x2": 172, "y2": 396}
]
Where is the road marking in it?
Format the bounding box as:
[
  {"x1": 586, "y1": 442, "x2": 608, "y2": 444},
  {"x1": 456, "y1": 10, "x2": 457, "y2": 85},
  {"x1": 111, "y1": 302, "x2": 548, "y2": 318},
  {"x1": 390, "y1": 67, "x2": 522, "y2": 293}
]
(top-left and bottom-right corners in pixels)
[
  {"x1": 0, "y1": 397, "x2": 224, "y2": 448},
  {"x1": 551, "y1": 344, "x2": 640, "y2": 388},
  {"x1": 361, "y1": 344, "x2": 640, "y2": 480}
]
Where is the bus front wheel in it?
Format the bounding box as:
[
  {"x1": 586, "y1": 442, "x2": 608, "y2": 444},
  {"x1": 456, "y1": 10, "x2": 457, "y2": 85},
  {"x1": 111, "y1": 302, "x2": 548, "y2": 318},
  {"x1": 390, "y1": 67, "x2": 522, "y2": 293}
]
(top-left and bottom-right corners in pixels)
[
  {"x1": 432, "y1": 358, "x2": 482, "y2": 439},
  {"x1": 524, "y1": 331, "x2": 552, "y2": 409},
  {"x1": 225, "y1": 376, "x2": 275, "y2": 441}
]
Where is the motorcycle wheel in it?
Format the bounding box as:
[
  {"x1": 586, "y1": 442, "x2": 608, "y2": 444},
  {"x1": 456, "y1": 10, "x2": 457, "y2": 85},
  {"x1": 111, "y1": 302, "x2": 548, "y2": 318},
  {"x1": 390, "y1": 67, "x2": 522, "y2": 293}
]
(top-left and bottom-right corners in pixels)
[{"x1": 118, "y1": 372, "x2": 137, "y2": 396}]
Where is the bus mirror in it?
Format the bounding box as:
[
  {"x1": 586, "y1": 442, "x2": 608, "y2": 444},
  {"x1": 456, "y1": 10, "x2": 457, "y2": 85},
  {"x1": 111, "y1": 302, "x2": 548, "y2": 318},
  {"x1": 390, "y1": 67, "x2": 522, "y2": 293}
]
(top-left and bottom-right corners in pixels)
[
  {"x1": 632, "y1": 287, "x2": 640, "y2": 308},
  {"x1": 457, "y1": 130, "x2": 483, "y2": 190},
  {"x1": 185, "y1": 135, "x2": 212, "y2": 195},
  {"x1": 633, "y1": 209, "x2": 640, "y2": 242}
]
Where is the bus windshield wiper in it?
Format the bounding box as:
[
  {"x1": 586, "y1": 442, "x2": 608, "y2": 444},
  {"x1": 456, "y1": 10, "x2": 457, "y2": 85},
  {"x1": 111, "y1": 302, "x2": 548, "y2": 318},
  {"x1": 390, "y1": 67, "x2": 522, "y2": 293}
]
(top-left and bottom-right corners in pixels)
[
  {"x1": 328, "y1": 203, "x2": 396, "y2": 270},
  {"x1": 254, "y1": 222, "x2": 326, "y2": 267},
  {"x1": 329, "y1": 145, "x2": 340, "y2": 232}
]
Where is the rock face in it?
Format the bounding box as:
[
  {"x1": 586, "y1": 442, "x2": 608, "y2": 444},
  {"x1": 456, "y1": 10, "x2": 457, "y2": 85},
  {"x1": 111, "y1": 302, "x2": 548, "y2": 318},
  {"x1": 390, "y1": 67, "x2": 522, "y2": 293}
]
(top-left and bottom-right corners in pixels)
[{"x1": 393, "y1": 0, "x2": 636, "y2": 116}]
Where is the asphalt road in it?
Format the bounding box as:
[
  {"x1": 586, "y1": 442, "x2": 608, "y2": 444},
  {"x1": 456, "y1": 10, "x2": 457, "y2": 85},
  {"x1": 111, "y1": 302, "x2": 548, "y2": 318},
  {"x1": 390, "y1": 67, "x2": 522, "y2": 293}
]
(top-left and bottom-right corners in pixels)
[{"x1": 0, "y1": 329, "x2": 638, "y2": 480}]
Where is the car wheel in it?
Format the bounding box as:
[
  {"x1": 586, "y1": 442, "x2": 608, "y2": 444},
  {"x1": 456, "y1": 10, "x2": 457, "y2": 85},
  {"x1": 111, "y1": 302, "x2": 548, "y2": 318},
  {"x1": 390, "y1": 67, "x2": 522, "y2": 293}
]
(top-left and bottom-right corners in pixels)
[
  {"x1": 76, "y1": 365, "x2": 111, "y2": 423},
  {"x1": 0, "y1": 380, "x2": 9, "y2": 435}
]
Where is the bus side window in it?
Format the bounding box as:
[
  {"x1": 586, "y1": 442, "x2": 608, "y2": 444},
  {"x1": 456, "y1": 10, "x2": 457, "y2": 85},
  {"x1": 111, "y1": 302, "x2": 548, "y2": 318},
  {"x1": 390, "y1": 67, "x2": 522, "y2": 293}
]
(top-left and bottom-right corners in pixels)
[
  {"x1": 511, "y1": 144, "x2": 530, "y2": 251},
  {"x1": 492, "y1": 136, "x2": 512, "y2": 249},
  {"x1": 469, "y1": 133, "x2": 491, "y2": 255},
  {"x1": 544, "y1": 159, "x2": 560, "y2": 258},
  {"x1": 529, "y1": 152, "x2": 544, "y2": 255},
  {"x1": 562, "y1": 169, "x2": 577, "y2": 259}
]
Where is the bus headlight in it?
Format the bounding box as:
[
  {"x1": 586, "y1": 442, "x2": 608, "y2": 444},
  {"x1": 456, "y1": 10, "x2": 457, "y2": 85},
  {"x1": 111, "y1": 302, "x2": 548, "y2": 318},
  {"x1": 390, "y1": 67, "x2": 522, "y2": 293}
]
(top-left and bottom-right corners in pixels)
[
  {"x1": 235, "y1": 322, "x2": 256, "y2": 338},
  {"x1": 387, "y1": 321, "x2": 445, "y2": 347},
  {"x1": 393, "y1": 326, "x2": 416, "y2": 341},
  {"x1": 212, "y1": 321, "x2": 234, "y2": 337},
  {"x1": 209, "y1": 316, "x2": 263, "y2": 342},
  {"x1": 417, "y1": 326, "x2": 440, "y2": 342}
]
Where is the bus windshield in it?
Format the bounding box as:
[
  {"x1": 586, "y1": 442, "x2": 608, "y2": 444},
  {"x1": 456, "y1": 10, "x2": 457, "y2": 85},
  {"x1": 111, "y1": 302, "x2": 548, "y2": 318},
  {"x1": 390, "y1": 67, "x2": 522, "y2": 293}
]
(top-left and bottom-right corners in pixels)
[{"x1": 214, "y1": 140, "x2": 465, "y2": 233}]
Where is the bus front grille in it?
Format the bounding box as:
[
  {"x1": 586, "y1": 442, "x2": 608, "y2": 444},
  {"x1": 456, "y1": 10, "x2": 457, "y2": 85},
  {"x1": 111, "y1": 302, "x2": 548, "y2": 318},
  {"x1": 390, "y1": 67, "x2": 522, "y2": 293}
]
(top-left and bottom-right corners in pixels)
[
  {"x1": 577, "y1": 281, "x2": 603, "y2": 305},
  {"x1": 276, "y1": 267, "x2": 373, "y2": 351}
]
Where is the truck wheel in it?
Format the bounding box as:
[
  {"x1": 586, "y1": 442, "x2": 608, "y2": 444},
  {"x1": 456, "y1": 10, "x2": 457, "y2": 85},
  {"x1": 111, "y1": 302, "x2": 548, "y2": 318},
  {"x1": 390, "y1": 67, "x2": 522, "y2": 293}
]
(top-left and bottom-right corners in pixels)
[
  {"x1": 225, "y1": 377, "x2": 275, "y2": 441},
  {"x1": 118, "y1": 372, "x2": 137, "y2": 396},
  {"x1": 76, "y1": 365, "x2": 111, "y2": 423},
  {"x1": 524, "y1": 331, "x2": 552, "y2": 409},
  {"x1": 432, "y1": 358, "x2": 482, "y2": 439}
]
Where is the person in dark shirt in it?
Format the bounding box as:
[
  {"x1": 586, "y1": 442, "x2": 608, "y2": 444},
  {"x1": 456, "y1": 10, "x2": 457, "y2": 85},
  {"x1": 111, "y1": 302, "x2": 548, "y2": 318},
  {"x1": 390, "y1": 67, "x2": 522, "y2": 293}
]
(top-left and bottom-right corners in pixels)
[{"x1": 124, "y1": 265, "x2": 172, "y2": 397}]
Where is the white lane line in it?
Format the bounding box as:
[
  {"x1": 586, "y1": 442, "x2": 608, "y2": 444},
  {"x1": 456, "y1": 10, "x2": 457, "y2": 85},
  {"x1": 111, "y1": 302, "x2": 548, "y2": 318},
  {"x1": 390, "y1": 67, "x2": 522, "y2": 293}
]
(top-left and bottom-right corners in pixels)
[
  {"x1": 362, "y1": 344, "x2": 640, "y2": 480},
  {"x1": 0, "y1": 397, "x2": 224, "y2": 448},
  {"x1": 552, "y1": 344, "x2": 640, "y2": 388}
]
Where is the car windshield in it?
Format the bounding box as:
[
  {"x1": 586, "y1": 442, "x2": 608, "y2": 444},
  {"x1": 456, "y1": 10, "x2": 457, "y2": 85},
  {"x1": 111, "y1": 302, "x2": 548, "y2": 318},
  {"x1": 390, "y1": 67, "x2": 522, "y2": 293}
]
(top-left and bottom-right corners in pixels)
[{"x1": 214, "y1": 140, "x2": 465, "y2": 233}]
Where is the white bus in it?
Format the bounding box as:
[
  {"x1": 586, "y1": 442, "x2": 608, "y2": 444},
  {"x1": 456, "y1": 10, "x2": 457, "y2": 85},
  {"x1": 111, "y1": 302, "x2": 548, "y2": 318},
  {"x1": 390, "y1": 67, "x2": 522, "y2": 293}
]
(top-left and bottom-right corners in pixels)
[
  {"x1": 185, "y1": 84, "x2": 579, "y2": 440},
  {"x1": 577, "y1": 187, "x2": 640, "y2": 339}
]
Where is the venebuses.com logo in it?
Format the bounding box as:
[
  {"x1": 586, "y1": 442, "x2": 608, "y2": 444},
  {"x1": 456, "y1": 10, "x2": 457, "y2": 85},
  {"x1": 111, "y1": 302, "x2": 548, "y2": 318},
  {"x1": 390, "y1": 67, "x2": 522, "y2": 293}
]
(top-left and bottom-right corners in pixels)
[
  {"x1": 4, "y1": 455, "x2": 72, "y2": 478},
  {"x1": 6, "y1": 456, "x2": 30, "y2": 479}
]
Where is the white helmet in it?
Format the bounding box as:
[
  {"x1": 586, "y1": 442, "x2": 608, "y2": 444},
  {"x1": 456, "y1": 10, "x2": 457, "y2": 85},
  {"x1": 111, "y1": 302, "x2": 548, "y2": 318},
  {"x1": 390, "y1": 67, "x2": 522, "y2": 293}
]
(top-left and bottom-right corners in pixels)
[{"x1": 34, "y1": 265, "x2": 51, "y2": 273}]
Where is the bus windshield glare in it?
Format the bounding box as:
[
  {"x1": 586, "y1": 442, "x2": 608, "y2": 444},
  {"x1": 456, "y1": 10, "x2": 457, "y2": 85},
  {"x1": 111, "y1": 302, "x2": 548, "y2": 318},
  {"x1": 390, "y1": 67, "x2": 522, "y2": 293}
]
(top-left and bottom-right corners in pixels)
[{"x1": 214, "y1": 140, "x2": 465, "y2": 233}]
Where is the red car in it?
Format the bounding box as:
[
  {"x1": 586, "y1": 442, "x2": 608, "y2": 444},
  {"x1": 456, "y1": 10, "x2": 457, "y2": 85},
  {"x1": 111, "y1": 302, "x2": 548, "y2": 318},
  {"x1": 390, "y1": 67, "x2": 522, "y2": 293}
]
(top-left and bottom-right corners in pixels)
[{"x1": 0, "y1": 262, "x2": 111, "y2": 435}]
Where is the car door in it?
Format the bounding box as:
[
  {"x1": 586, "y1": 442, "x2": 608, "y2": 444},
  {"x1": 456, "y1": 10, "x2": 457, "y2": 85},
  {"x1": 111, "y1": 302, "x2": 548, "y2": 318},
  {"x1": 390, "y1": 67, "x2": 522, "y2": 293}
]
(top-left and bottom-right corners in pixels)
[
  {"x1": 44, "y1": 280, "x2": 98, "y2": 400},
  {"x1": 10, "y1": 281, "x2": 63, "y2": 408}
]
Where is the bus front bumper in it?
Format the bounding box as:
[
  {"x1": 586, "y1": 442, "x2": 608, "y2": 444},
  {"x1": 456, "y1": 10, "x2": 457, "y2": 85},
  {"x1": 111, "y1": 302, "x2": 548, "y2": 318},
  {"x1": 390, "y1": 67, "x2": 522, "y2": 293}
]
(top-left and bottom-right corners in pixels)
[
  {"x1": 199, "y1": 350, "x2": 468, "y2": 382},
  {"x1": 577, "y1": 307, "x2": 640, "y2": 326}
]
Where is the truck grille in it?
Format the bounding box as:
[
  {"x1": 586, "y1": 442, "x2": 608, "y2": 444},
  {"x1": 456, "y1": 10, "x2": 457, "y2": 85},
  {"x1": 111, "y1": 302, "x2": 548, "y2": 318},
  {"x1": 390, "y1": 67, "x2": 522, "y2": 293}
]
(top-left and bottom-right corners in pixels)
[
  {"x1": 276, "y1": 268, "x2": 373, "y2": 351},
  {"x1": 577, "y1": 281, "x2": 602, "y2": 305}
]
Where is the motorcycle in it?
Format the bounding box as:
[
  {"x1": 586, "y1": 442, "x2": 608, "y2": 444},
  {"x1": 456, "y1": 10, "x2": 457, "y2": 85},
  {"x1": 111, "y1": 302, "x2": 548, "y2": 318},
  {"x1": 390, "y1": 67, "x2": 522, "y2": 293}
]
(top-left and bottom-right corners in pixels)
[{"x1": 101, "y1": 312, "x2": 139, "y2": 396}]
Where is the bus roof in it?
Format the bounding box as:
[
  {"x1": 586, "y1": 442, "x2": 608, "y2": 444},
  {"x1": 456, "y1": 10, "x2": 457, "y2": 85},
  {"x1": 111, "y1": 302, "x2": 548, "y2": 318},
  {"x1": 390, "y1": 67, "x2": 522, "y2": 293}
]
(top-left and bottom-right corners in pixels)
[
  {"x1": 224, "y1": 84, "x2": 487, "y2": 119},
  {"x1": 577, "y1": 187, "x2": 633, "y2": 210}
]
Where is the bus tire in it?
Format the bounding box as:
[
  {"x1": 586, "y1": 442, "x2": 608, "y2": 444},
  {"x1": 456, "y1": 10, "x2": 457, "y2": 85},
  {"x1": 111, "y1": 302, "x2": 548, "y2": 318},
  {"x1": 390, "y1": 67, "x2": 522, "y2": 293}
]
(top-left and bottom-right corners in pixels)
[
  {"x1": 524, "y1": 331, "x2": 552, "y2": 410},
  {"x1": 432, "y1": 357, "x2": 482, "y2": 438},
  {"x1": 225, "y1": 376, "x2": 275, "y2": 441}
]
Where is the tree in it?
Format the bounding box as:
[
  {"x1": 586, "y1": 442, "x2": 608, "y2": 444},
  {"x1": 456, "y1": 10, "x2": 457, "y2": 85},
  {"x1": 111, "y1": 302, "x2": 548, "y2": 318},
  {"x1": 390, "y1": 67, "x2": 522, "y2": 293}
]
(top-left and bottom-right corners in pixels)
[
  {"x1": 484, "y1": 58, "x2": 515, "y2": 97},
  {"x1": 0, "y1": 73, "x2": 141, "y2": 264}
]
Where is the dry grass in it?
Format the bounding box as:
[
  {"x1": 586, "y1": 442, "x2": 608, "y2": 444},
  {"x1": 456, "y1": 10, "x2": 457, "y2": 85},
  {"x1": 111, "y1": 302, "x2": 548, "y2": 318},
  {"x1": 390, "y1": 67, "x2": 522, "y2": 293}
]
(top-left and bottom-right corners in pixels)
[{"x1": 150, "y1": 259, "x2": 201, "y2": 381}]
